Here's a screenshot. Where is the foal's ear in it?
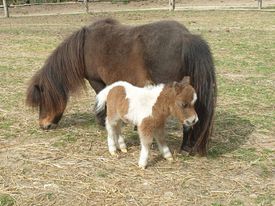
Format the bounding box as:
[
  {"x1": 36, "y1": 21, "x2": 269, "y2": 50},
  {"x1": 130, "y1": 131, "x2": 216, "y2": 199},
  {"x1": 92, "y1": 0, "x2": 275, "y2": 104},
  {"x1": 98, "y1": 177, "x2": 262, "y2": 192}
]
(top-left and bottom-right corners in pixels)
[
  {"x1": 172, "y1": 81, "x2": 182, "y2": 94},
  {"x1": 180, "y1": 76, "x2": 190, "y2": 85}
]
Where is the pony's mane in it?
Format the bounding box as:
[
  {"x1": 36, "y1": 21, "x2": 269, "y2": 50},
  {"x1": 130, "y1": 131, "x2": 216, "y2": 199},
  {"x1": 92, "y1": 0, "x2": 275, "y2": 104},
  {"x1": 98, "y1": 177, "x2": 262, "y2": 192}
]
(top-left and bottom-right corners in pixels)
[{"x1": 26, "y1": 26, "x2": 87, "y2": 114}]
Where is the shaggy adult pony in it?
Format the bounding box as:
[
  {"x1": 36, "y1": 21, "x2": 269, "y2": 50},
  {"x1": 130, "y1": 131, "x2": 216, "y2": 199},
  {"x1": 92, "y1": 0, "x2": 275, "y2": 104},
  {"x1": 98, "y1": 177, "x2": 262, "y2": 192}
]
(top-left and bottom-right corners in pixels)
[
  {"x1": 26, "y1": 18, "x2": 216, "y2": 156},
  {"x1": 96, "y1": 77, "x2": 198, "y2": 169}
]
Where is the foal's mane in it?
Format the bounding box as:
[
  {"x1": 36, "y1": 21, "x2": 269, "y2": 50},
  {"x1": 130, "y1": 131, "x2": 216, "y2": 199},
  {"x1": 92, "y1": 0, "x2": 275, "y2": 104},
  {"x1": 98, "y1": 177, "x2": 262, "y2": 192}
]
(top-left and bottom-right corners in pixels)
[{"x1": 26, "y1": 26, "x2": 87, "y2": 114}]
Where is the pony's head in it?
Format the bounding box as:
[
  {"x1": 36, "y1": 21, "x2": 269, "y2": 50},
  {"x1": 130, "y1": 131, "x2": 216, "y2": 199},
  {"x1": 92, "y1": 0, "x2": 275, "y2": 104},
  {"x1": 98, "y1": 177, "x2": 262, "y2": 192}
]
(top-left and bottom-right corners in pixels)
[
  {"x1": 170, "y1": 76, "x2": 198, "y2": 128},
  {"x1": 26, "y1": 70, "x2": 67, "y2": 130}
]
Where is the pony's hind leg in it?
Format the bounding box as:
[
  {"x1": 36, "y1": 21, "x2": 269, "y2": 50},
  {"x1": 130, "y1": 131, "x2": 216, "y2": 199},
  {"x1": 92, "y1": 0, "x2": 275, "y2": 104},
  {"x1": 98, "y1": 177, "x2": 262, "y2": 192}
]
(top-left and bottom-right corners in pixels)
[{"x1": 154, "y1": 128, "x2": 173, "y2": 161}]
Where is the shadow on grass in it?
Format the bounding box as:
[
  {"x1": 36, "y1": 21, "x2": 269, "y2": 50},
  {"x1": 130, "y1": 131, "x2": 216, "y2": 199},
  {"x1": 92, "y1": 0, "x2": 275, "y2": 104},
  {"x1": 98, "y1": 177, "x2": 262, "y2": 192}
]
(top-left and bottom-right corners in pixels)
[
  {"x1": 208, "y1": 110, "x2": 255, "y2": 158},
  {"x1": 162, "y1": 111, "x2": 255, "y2": 158},
  {"x1": 59, "y1": 112, "x2": 97, "y2": 128},
  {"x1": 58, "y1": 110, "x2": 255, "y2": 159}
]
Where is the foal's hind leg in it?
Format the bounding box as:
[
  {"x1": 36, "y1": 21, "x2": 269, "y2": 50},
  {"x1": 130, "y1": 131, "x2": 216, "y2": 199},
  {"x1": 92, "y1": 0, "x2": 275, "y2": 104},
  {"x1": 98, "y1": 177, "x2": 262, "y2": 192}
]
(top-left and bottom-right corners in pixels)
[
  {"x1": 115, "y1": 121, "x2": 127, "y2": 153},
  {"x1": 105, "y1": 118, "x2": 120, "y2": 156},
  {"x1": 154, "y1": 128, "x2": 173, "y2": 161},
  {"x1": 106, "y1": 118, "x2": 127, "y2": 155}
]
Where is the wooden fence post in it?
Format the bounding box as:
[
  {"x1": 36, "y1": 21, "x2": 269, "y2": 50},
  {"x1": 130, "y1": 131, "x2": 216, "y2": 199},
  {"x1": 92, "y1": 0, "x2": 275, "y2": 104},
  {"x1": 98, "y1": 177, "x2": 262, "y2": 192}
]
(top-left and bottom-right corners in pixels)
[
  {"x1": 258, "y1": 0, "x2": 262, "y2": 9},
  {"x1": 2, "y1": 0, "x2": 9, "y2": 18},
  {"x1": 169, "y1": 0, "x2": 175, "y2": 11},
  {"x1": 84, "y1": 0, "x2": 89, "y2": 13}
]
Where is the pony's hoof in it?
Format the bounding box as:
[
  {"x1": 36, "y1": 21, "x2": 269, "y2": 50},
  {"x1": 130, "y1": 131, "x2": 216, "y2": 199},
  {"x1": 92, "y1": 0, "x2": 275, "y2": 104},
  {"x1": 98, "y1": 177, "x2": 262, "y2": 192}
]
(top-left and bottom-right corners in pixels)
[{"x1": 121, "y1": 148, "x2": 127, "y2": 153}]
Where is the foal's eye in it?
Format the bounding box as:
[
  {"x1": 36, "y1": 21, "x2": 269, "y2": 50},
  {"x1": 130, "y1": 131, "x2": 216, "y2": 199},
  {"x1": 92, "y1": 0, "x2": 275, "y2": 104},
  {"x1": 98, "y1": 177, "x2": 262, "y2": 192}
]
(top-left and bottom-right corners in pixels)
[{"x1": 182, "y1": 102, "x2": 188, "y2": 108}]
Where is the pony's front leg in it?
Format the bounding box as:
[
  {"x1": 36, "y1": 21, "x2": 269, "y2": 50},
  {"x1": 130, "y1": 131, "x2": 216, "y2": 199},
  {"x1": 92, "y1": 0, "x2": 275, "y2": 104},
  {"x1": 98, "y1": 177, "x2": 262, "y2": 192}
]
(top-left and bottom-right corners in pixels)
[
  {"x1": 138, "y1": 131, "x2": 153, "y2": 169},
  {"x1": 154, "y1": 129, "x2": 173, "y2": 161}
]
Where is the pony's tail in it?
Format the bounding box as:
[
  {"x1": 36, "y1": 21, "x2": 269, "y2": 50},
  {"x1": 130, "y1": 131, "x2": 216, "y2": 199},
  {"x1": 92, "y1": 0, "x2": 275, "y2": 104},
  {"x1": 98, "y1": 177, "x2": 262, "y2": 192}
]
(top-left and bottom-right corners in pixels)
[{"x1": 182, "y1": 34, "x2": 217, "y2": 156}]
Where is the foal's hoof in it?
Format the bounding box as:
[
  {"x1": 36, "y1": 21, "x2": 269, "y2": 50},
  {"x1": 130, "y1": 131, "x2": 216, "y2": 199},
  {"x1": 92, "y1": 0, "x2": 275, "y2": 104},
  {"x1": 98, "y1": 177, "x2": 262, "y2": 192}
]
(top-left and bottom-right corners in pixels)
[
  {"x1": 138, "y1": 165, "x2": 146, "y2": 170},
  {"x1": 120, "y1": 148, "x2": 128, "y2": 153},
  {"x1": 110, "y1": 151, "x2": 118, "y2": 157},
  {"x1": 166, "y1": 157, "x2": 174, "y2": 162}
]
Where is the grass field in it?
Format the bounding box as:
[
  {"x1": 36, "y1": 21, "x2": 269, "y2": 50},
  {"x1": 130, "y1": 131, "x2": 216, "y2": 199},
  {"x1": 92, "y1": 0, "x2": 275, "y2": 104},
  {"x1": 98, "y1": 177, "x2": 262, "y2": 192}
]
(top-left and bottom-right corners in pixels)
[{"x1": 0, "y1": 10, "x2": 274, "y2": 206}]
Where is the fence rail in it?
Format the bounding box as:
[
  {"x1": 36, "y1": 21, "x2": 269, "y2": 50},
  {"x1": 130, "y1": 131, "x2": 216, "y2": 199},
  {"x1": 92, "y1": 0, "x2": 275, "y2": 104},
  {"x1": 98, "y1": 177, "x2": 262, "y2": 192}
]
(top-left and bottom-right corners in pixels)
[{"x1": 1, "y1": 0, "x2": 272, "y2": 18}]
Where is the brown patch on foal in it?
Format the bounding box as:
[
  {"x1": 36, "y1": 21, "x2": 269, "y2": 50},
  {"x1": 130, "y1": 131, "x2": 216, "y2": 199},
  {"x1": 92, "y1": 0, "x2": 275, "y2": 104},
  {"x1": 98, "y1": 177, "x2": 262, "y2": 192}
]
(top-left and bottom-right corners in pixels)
[
  {"x1": 106, "y1": 86, "x2": 129, "y2": 123},
  {"x1": 139, "y1": 83, "x2": 197, "y2": 138}
]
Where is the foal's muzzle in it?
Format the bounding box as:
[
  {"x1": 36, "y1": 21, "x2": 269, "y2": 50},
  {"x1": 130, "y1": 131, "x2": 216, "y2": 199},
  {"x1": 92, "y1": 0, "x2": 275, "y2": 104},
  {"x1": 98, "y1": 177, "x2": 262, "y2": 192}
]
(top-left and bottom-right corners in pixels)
[{"x1": 183, "y1": 115, "x2": 199, "y2": 128}]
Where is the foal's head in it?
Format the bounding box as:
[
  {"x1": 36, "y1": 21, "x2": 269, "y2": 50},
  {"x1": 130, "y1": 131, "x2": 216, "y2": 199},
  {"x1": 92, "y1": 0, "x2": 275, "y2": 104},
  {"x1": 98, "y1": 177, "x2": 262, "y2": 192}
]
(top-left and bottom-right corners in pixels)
[{"x1": 170, "y1": 76, "x2": 198, "y2": 128}]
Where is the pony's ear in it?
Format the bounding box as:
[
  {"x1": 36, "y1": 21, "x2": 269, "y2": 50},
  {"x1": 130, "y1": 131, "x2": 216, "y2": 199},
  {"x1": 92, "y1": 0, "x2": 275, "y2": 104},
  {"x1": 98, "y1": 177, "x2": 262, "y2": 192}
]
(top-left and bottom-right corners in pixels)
[
  {"x1": 26, "y1": 84, "x2": 41, "y2": 107},
  {"x1": 180, "y1": 76, "x2": 190, "y2": 85}
]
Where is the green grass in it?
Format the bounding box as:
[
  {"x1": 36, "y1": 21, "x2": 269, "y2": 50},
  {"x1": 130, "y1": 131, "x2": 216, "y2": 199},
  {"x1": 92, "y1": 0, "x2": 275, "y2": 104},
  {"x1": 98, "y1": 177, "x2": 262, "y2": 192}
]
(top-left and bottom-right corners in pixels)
[
  {"x1": 52, "y1": 133, "x2": 77, "y2": 147},
  {"x1": 255, "y1": 194, "x2": 274, "y2": 206},
  {"x1": 0, "y1": 194, "x2": 15, "y2": 206},
  {"x1": 229, "y1": 200, "x2": 244, "y2": 206}
]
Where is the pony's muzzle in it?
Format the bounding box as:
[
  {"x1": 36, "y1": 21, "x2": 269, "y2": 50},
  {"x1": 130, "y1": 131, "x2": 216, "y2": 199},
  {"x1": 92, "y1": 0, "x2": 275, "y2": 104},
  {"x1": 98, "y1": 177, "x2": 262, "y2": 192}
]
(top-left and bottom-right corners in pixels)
[{"x1": 40, "y1": 123, "x2": 58, "y2": 130}]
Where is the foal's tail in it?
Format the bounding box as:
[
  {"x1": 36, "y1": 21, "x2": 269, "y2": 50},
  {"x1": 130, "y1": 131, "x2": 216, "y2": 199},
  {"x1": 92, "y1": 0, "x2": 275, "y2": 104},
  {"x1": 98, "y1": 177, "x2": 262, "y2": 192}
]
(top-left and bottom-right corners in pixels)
[
  {"x1": 95, "y1": 82, "x2": 124, "y2": 115},
  {"x1": 182, "y1": 34, "x2": 217, "y2": 156},
  {"x1": 95, "y1": 89, "x2": 109, "y2": 114}
]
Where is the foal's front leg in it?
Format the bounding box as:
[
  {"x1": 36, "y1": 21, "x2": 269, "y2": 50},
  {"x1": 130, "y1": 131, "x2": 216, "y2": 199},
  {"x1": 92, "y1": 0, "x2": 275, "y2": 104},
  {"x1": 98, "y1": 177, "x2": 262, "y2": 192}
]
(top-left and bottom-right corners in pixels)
[{"x1": 138, "y1": 130, "x2": 153, "y2": 169}]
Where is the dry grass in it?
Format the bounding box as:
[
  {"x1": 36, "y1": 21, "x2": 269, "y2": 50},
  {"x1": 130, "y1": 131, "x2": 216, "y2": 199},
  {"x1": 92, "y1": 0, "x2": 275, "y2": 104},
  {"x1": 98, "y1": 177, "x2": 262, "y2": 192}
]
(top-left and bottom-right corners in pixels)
[{"x1": 0, "y1": 8, "x2": 274, "y2": 206}]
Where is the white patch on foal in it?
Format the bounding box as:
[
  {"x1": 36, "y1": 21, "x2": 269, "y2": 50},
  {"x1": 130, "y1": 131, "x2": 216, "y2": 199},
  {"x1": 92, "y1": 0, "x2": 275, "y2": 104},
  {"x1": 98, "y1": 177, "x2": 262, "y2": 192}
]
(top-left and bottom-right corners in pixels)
[
  {"x1": 96, "y1": 81, "x2": 164, "y2": 123},
  {"x1": 184, "y1": 92, "x2": 198, "y2": 126},
  {"x1": 191, "y1": 92, "x2": 197, "y2": 105},
  {"x1": 124, "y1": 84, "x2": 164, "y2": 125}
]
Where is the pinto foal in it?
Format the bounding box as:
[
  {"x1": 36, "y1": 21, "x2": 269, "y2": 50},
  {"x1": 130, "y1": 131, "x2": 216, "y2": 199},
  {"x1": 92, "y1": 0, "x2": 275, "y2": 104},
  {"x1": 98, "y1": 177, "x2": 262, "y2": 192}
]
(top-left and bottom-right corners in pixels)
[{"x1": 96, "y1": 77, "x2": 198, "y2": 169}]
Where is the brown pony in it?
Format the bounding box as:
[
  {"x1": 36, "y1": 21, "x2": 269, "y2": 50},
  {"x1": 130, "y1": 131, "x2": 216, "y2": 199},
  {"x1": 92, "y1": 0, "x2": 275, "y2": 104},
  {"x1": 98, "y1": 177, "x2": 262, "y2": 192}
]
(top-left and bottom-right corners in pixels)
[
  {"x1": 26, "y1": 18, "x2": 217, "y2": 156},
  {"x1": 96, "y1": 77, "x2": 198, "y2": 169}
]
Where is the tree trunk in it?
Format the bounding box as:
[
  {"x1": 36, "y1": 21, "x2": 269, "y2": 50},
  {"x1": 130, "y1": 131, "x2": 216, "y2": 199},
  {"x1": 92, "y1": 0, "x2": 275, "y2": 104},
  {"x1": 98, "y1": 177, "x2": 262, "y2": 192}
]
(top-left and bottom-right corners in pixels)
[
  {"x1": 258, "y1": 0, "x2": 262, "y2": 9},
  {"x1": 84, "y1": 0, "x2": 89, "y2": 13},
  {"x1": 169, "y1": 0, "x2": 175, "y2": 11},
  {"x1": 2, "y1": 0, "x2": 9, "y2": 18}
]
